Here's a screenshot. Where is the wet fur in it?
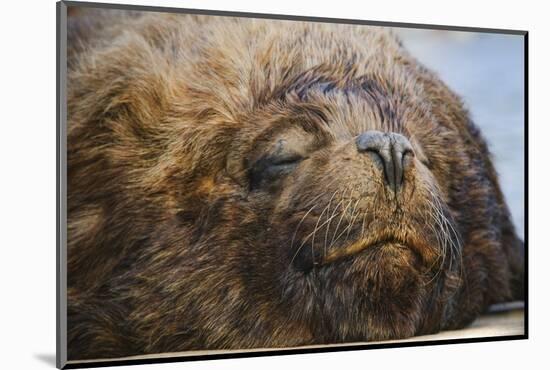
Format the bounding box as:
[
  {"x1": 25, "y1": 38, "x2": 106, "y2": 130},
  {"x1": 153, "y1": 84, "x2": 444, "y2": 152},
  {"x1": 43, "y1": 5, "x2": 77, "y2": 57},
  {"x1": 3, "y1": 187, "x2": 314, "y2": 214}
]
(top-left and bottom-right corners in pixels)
[{"x1": 66, "y1": 9, "x2": 524, "y2": 360}]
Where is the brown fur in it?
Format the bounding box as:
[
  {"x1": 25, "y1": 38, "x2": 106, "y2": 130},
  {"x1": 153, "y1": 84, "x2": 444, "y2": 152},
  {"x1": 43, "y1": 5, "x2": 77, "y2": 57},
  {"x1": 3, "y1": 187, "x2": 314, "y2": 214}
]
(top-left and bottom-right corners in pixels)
[{"x1": 66, "y1": 9, "x2": 524, "y2": 360}]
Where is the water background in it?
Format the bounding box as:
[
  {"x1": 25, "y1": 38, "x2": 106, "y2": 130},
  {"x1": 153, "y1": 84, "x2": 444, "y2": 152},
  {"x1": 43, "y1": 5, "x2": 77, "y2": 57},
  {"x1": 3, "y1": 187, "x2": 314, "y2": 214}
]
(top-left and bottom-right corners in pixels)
[{"x1": 395, "y1": 29, "x2": 525, "y2": 238}]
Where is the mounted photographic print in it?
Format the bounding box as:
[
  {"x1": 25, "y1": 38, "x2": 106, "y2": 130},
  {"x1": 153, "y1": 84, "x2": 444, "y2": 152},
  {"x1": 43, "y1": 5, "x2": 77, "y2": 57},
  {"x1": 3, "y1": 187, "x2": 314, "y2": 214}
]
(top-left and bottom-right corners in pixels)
[{"x1": 56, "y1": 1, "x2": 527, "y2": 368}]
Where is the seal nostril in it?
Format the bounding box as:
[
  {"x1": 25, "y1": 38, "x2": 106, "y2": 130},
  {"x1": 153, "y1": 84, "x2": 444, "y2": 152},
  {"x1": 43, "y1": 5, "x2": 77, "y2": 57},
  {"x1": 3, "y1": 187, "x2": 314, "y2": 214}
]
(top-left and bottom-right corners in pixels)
[
  {"x1": 403, "y1": 149, "x2": 414, "y2": 158},
  {"x1": 356, "y1": 131, "x2": 414, "y2": 194}
]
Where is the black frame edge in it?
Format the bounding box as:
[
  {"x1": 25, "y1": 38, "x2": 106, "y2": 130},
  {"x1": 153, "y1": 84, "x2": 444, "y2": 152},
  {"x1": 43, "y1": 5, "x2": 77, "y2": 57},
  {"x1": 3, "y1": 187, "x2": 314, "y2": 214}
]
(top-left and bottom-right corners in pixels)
[
  {"x1": 57, "y1": 1, "x2": 68, "y2": 369},
  {"x1": 63, "y1": 335, "x2": 527, "y2": 369},
  {"x1": 62, "y1": 0, "x2": 527, "y2": 35},
  {"x1": 523, "y1": 32, "x2": 529, "y2": 339}
]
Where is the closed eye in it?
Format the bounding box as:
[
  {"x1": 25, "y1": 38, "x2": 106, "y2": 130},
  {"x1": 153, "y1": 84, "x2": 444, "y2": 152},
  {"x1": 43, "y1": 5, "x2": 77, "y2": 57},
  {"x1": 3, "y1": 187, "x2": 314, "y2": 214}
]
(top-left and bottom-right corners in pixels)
[
  {"x1": 269, "y1": 154, "x2": 303, "y2": 166},
  {"x1": 249, "y1": 154, "x2": 304, "y2": 191}
]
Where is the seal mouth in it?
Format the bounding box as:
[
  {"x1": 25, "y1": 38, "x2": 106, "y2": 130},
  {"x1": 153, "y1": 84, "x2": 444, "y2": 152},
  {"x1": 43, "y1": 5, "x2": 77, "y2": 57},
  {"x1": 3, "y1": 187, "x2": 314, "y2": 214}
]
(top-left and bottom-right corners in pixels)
[{"x1": 317, "y1": 233, "x2": 435, "y2": 266}]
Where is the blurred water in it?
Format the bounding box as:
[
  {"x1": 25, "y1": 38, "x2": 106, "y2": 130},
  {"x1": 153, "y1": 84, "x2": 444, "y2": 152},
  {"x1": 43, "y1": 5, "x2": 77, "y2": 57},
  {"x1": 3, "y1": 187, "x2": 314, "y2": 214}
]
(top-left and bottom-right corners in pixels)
[{"x1": 395, "y1": 29, "x2": 525, "y2": 238}]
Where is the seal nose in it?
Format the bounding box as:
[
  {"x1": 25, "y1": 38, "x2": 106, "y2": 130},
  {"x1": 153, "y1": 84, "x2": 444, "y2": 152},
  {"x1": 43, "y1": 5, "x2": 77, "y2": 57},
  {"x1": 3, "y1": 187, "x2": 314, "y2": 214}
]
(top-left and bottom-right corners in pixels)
[{"x1": 356, "y1": 131, "x2": 414, "y2": 193}]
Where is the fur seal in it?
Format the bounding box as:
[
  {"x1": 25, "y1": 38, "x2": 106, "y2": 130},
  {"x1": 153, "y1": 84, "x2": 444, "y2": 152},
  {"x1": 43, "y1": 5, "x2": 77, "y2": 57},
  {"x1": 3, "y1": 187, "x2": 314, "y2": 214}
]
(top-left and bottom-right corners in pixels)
[{"x1": 66, "y1": 9, "x2": 524, "y2": 360}]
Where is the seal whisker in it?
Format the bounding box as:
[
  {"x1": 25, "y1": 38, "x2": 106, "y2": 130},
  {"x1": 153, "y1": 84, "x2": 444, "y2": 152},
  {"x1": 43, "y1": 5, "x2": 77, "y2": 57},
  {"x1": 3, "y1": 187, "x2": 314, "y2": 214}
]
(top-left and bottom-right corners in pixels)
[
  {"x1": 311, "y1": 192, "x2": 339, "y2": 265},
  {"x1": 329, "y1": 191, "x2": 355, "y2": 249},
  {"x1": 289, "y1": 196, "x2": 345, "y2": 268},
  {"x1": 324, "y1": 189, "x2": 341, "y2": 258},
  {"x1": 436, "y1": 201, "x2": 463, "y2": 278},
  {"x1": 426, "y1": 223, "x2": 447, "y2": 284},
  {"x1": 332, "y1": 197, "x2": 362, "y2": 246},
  {"x1": 289, "y1": 203, "x2": 319, "y2": 255},
  {"x1": 344, "y1": 192, "x2": 362, "y2": 242},
  {"x1": 423, "y1": 198, "x2": 449, "y2": 284}
]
